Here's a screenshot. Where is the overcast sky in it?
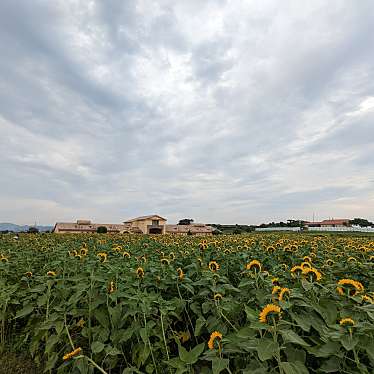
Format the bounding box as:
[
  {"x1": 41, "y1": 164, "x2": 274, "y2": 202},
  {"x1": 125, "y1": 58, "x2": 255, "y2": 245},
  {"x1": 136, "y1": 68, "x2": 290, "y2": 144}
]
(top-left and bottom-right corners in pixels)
[{"x1": 1, "y1": 0, "x2": 374, "y2": 225}]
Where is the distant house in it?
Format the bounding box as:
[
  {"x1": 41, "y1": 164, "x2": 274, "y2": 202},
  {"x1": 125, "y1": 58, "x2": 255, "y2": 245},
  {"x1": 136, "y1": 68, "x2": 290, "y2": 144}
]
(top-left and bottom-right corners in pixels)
[
  {"x1": 124, "y1": 215, "x2": 167, "y2": 234},
  {"x1": 53, "y1": 220, "x2": 132, "y2": 234},
  {"x1": 53, "y1": 215, "x2": 213, "y2": 236},
  {"x1": 305, "y1": 219, "x2": 350, "y2": 228},
  {"x1": 166, "y1": 223, "x2": 214, "y2": 236}
]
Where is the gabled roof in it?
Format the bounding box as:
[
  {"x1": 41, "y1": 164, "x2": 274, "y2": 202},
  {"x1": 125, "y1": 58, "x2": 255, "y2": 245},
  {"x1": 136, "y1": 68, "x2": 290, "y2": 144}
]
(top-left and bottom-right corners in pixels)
[{"x1": 124, "y1": 215, "x2": 167, "y2": 223}]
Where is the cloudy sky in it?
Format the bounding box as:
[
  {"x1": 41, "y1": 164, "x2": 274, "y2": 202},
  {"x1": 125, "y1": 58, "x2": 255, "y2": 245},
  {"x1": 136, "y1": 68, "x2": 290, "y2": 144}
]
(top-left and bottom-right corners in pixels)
[{"x1": 1, "y1": 0, "x2": 374, "y2": 225}]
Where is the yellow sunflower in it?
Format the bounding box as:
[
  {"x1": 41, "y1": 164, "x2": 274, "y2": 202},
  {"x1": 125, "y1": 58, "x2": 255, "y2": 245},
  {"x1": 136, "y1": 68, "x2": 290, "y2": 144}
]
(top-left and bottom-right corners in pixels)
[
  {"x1": 246, "y1": 260, "x2": 262, "y2": 272},
  {"x1": 47, "y1": 271, "x2": 56, "y2": 277},
  {"x1": 25, "y1": 271, "x2": 33, "y2": 278},
  {"x1": 279, "y1": 287, "x2": 290, "y2": 301},
  {"x1": 160, "y1": 257, "x2": 170, "y2": 265},
  {"x1": 208, "y1": 261, "x2": 220, "y2": 272},
  {"x1": 302, "y1": 267, "x2": 322, "y2": 282},
  {"x1": 177, "y1": 268, "x2": 184, "y2": 280},
  {"x1": 208, "y1": 331, "x2": 222, "y2": 350},
  {"x1": 136, "y1": 267, "x2": 145, "y2": 278},
  {"x1": 336, "y1": 279, "x2": 364, "y2": 296},
  {"x1": 63, "y1": 347, "x2": 82, "y2": 361},
  {"x1": 290, "y1": 265, "x2": 303, "y2": 278},
  {"x1": 339, "y1": 318, "x2": 355, "y2": 327},
  {"x1": 214, "y1": 293, "x2": 223, "y2": 301},
  {"x1": 259, "y1": 304, "x2": 281, "y2": 324}
]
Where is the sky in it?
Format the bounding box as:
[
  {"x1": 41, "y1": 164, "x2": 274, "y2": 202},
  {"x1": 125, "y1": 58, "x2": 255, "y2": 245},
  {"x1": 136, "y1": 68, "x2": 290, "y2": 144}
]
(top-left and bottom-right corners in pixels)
[{"x1": 1, "y1": 0, "x2": 374, "y2": 225}]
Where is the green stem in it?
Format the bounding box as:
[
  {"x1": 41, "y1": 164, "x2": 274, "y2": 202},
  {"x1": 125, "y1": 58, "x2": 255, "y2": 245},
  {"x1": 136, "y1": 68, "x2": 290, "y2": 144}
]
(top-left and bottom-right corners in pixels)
[{"x1": 160, "y1": 312, "x2": 170, "y2": 361}]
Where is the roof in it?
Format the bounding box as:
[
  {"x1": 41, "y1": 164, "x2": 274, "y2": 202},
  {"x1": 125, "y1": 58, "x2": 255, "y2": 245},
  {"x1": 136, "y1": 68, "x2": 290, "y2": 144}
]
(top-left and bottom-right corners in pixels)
[
  {"x1": 53, "y1": 222, "x2": 130, "y2": 233},
  {"x1": 165, "y1": 224, "x2": 213, "y2": 234},
  {"x1": 124, "y1": 215, "x2": 167, "y2": 223},
  {"x1": 306, "y1": 219, "x2": 350, "y2": 225}
]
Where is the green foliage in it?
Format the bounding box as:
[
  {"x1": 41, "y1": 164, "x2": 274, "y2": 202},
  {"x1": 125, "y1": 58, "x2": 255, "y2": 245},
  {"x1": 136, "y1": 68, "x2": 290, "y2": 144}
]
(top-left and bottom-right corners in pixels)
[{"x1": 0, "y1": 232, "x2": 373, "y2": 373}]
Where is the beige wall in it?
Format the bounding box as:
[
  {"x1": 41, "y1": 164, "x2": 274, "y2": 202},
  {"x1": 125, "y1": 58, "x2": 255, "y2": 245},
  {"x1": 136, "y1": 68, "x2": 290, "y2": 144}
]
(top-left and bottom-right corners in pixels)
[{"x1": 128, "y1": 218, "x2": 166, "y2": 234}]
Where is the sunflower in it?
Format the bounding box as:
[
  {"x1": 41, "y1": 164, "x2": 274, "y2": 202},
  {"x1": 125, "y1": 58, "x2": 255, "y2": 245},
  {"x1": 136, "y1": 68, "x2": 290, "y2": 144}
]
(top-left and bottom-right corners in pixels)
[
  {"x1": 123, "y1": 251, "x2": 131, "y2": 258},
  {"x1": 339, "y1": 318, "x2": 355, "y2": 327},
  {"x1": 214, "y1": 293, "x2": 223, "y2": 301},
  {"x1": 208, "y1": 331, "x2": 222, "y2": 350},
  {"x1": 301, "y1": 261, "x2": 312, "y2": 269},
  {"x1": 325, "y1": 259, "x2": 334, "y2": 266},
  {"x1": 169, "y1": 252, "x2": 175, "y2": 260},
  {"x1": 208, "y1": 261, "x2": 220, "y2": 272},
  {"x1": 303, "y1": 256, "x2": 312, "y2": 263},
  {"x1": 160, "y1": 257, "x2": 170, "y2": 265},
  {"x1": 272, "y1": 286, "x2": 281, "y2": 295},
  {"x1": 272, "y1": 278, "x2": 280, "y2": 286},
  {"x1": 1, "y1": 256, "x2": 9, "y2": 263},
  {"x1": 337, "y1": 279, "x2": 364, "y2": 296},
  {"x1": 347, "y1": 257, "x2": 357, "y2": 262},
  {"x1": 76, "y1": 318, "x2": 85, "y2": 328},
  {"x1": 47, "y1": 271, "x2": 56, "y2": 277},
  {"x1": 302, "y1": 267, "x2": 322, "y2": 282},
  {"x1": 136, "y1": 267, "x2": 145, "y2": 278},
  {"x1": 290, "y1": 265, "x2": 303, "y2": 278},
  {"x1": 108, "y1": 281, "x2": 116, "y2": 294},
  {"x1": 362, "y1": 295, "x2": 373, "y2": 304},
  {"x1": 259, "y1": 304, "x2": 281, "y2": 324},
  {"x1": 177, "y1": 268, "x2": 184, "y2": 280},
  {"x1": 246, "y1": 260, "x2": 262, "y2": 272},
  {"x1": 80, "y1": 248, "x2": 88, "y2": 256},
  {"x1": 97, "y1": 252, "x2": 108, "y2": 263},
  {"x1": 25, "y1": 271, "x2": 33, "y2": 278},
  {"x1": 279, "y1": 287, "x2": 290, "y2": 301},
  {"x1": 178, "y1": 330, "x2": 191, "y2": 343},
  {"x1": 63, "y1": 347, "x2": 82, "y2": 361}
]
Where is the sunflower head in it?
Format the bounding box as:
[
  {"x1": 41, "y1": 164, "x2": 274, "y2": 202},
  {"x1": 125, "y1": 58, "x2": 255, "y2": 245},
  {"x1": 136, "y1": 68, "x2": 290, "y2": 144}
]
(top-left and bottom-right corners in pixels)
[
  {"x1": 272, "y1": 278, "x2": 280, "y2": 286},
  {"x1": 80, "y1": 248, "x2": 88, "y2": 256},
  {"x1": 301, "y1": 261, "x2": 312, "y2": 269},
  {"x1": 214, "y1": 293, "x2": 223, "y2": 301},
  {"x1": 302, "y1": 267, "x2": 322, "y2": 282},
  {"x1": 290, "y1": 265, "x2": 303, "y2": 278},
  {"x1": 136, "y1": 267, "x2": 145, "y2": 278},
  {"x1": 1, "y1": 256, "x2": 9, "y2": 263},
  {"x1": 279, "y1": 287, "x2": 290, "y2": 301},
  {"x1": 246, "y1": 260, "x2": 262, "y2": 272},
  {"x1": 177, "y1": 268, "x2": 184, "y2": 280},
  {"x1": 108, "y1": 281, "x2": 116, "y2": 294},
  {"x1": 362, "y1": 295, "x2": 373, "y2": 304},
  {"x1": 208, "y1": 331, "x2": 223, "y2": 350},
  {"x1": 208, "y1": 261, "x2": 220, "y2": 272},
  {"x1": 272, "y1": 286, "x2": 281, "y2": 295},
  {"x1": 303, "y1": 256, "x2": 312, "y2": 263},
  {"x1": 259, "y1": 304, "x2": 282, "y2": 324},
  {"x1": 160, "y1": 257, "x2": 170, "y2": 265},
  {"x1": 326, "y1": 259, "x2": 334, "y2": 266},
  {"x1": 178, "y1": 330, "x2": 191, "y2": 343},
  {"x1": 97, "y1": 252, "x2": 108, "y2": 263},
  {"x1": 47, "y1": 271, "x2": 56, "y2": 277},
  {"x1": 63, "y1": 347, "x2": 82, "y2": 361},
  {"x1": 25, "y1": 271, "x2": 33, "y2": 278},
  {"x1": 337, "y1": 279, "x2": 364, "y2": 296},
  {"x1": 339, "y1": 318, "x2": 355, "y2": 327},
  {"x1": 123, "y1": 251, "x2": 131, "y2": 258}
]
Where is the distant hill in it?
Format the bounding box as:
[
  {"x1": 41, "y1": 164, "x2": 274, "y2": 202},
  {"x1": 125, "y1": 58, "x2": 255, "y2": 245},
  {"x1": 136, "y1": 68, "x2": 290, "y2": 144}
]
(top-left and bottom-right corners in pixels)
[{"x1": 0, "y1": 223, "x2": 53, "y2": 232}]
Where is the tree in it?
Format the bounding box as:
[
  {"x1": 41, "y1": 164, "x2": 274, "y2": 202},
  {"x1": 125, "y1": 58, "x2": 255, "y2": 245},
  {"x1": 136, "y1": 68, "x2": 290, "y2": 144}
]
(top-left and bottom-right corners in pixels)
[
  {"x1": 349, "y1": 218, "x2": 373, "y2": 227},
  {"x1": 28, "y1": 227, "x2": 39, "y2": 234},
  {"x1": 178, "y1": 219, "x2": 194, "y2": 225},
  {"x1": 233, "y1": 228, "x2": 242, "y2": 234},
  {"x1": 97, "y1": 226, "x2": 108, "y2": 234}
]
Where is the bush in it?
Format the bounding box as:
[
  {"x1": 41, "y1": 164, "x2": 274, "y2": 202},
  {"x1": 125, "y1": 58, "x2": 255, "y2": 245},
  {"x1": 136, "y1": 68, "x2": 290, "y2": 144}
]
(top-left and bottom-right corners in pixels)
[{"x1": 96, "y1": 226, "x2": 108, "y2": 234}]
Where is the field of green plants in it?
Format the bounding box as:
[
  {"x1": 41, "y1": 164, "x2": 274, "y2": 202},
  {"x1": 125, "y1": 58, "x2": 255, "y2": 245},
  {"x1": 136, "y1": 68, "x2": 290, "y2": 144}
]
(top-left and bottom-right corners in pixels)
[{"x1": 1, "y1": 233, "x2": 373, "y2": 373}]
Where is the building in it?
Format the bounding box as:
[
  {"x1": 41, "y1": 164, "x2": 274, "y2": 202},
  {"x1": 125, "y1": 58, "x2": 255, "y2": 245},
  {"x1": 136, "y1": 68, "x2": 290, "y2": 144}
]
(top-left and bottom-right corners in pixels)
[
  {"x1": 53, "y1": 215, "x2": 214, "y2": 235},
  {"x1": 124, "y1": 215, "x2": 167, "y2": 234},
  {"x1": 166, "y1": 223, "x2": 214, "y2": 236},
  {"x1": 53, "y1": 220, "x2": 132, "y2": 234},
  {"x1": 305, "y1": 219, "x2": 350, "y2": 228}
]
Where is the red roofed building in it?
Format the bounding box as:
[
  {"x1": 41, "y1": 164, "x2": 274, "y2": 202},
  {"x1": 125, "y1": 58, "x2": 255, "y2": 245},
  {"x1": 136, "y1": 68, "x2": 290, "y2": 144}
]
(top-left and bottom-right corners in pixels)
[{"x1": 306, "y1": 219, "x2": 350, "y2": 228}]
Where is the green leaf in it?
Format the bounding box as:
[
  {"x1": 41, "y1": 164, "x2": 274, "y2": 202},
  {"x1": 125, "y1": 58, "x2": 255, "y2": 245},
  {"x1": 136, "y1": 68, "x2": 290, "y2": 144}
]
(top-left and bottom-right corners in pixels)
[
  {"x1": 178, "y1": 342, "x2": 205, "y2": 364},
  {"x1": 245, "y1": 306, "x2": 258, "y2": 321},
  {"x1": 194, "y1": 317, "x2": 205, "y2": 337},
  {"x1": 319, "y1": 357, "x2": 341, "y2": 373},
  {"x1": 280, "y1": 330, "x2": 310, "y2": 347},
  {"x1": 256, "y1": 338, "x2": 279, "y2": 361},
  {"x1": 290, "y1": 312, "x2": 312, "y2": 332},
  {"x1": 94, "y1": 308, "x2": 109, "y2": 329},
  {"x1": 212, "y1": 357, "x2": 229, "y2": 374},
  {"x1": 15, "y1": 304, "x2": 34, "y2": 319},
  {"x1": 45, "y1": 334, "x2": 59, "y2": 354},
  {"x1": 279, "y1": 361, "x2": 309, "y2": 374},
  {"x1": 91, "y1": 341, "x2": 105, "y2": 353},
  {"x1": 44, "y1": 352, "x2": 58, "y2": 372},
  {"x1": 285, "y1": 347, "x2": 306, "y2": 363},
  {"x1": 341, "y1": 335, "x2": 358, "y2": 351},
  {"x1": 308, "y1": 341, "x2": 340, "y2": 358}
]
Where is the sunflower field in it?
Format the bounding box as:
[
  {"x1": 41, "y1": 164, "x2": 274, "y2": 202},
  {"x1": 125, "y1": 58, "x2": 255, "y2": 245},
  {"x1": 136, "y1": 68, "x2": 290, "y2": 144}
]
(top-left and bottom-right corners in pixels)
[{"x1": 1, "y1": 233, "x2": 374, "y2": 373}]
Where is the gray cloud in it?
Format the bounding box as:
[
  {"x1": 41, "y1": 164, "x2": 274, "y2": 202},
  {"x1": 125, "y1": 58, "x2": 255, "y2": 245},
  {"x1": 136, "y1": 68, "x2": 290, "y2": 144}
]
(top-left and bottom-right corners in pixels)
[{"x1": 1, "y1": 0, "x2": 374, "y2": 225}]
